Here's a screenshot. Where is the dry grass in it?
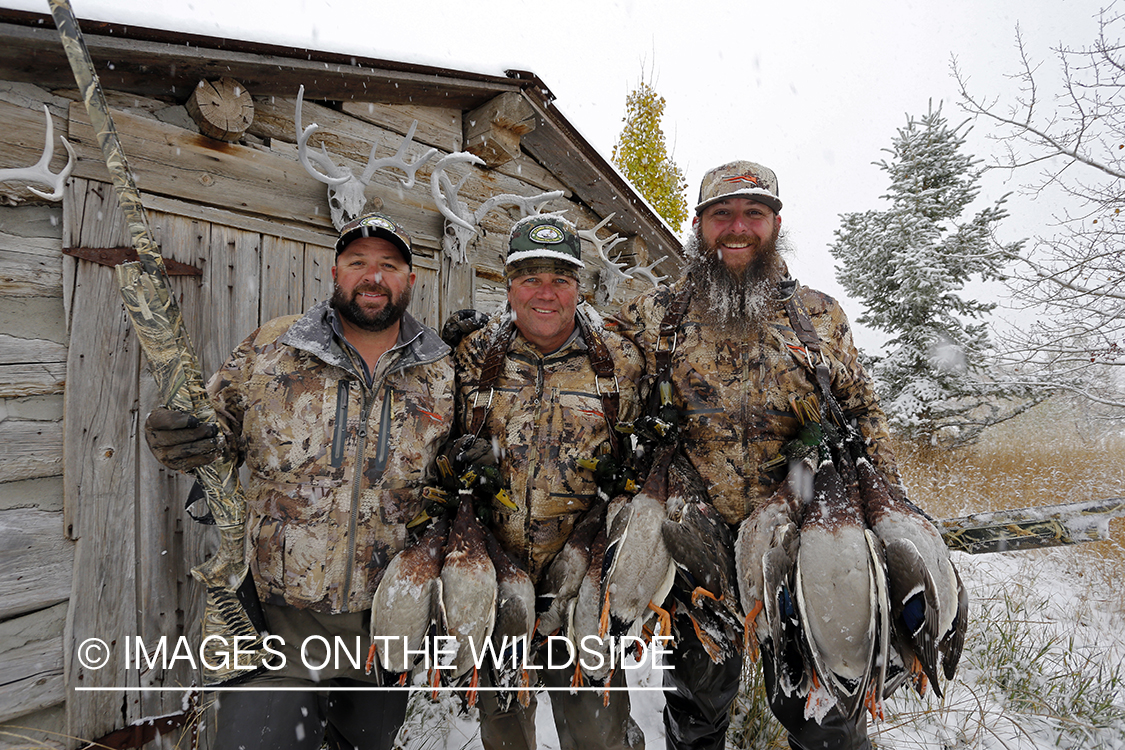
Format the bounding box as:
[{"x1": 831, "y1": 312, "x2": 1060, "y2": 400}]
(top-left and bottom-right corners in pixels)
[{"x1": 888, "y1": 399, "x2": 1125, "y2": 615}]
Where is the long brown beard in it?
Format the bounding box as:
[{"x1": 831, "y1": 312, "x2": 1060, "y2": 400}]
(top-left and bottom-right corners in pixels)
[
  {"x1": 683, "y1": 224, "x2": 787, "y2": 333},
  {"x1": 332, "y1": 281, "x2": 412, "y2": 332}
]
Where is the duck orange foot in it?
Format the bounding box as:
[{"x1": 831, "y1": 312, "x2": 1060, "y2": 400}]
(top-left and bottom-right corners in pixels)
[
  {"x1": 648, "y1": 600, "x2": 672, "y2": 643},
  {"x1": 364, "y1": 641, "x2": 378, "y2": 675},
  {"x1": 743, "y1": 600, "x2": 764, "y2": 662}
]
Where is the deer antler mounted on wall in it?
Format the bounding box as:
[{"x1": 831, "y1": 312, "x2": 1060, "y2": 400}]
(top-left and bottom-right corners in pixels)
[
  {"x1": 578, "y1": 213, "x2": 670, "y2": 303},
  {"x1": 579, "y1": 214, "x2": 632, "y2": 305},
  {"x1": 430, "y1": 152, "x2": 565, "y2": 264},
  {"x1": 295, "y1": 85, "x2": 438, "y2": 229},
  {"x1": 0, "y1": 104, "x2": 75, "y2": 202}
]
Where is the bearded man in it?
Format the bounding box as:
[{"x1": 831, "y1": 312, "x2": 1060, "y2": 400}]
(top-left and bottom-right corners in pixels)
[
  {"x1": 611, "y1": 162, "x2": 904, "y2": 750},
  {"x1": 143, "y1": 212, "x2": 453, "y2": 750}
]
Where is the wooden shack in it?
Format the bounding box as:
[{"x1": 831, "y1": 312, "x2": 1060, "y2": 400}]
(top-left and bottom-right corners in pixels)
[{"x1": 0, "y1": 9, "x2": 681, "y2": 748}]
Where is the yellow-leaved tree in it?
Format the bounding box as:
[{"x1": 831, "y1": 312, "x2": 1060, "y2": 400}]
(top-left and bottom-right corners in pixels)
[{"x1": 612, "y1": 81, "x2": 688, "y2": 229}]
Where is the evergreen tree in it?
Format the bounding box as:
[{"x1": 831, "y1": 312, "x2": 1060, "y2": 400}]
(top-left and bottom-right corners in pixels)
[
  {"x1": 830, "y1": 103, "x2": 1030, "y2": 444},
  {"x1": 612, "y1": 81, "x2": 688, "y2": 228}
]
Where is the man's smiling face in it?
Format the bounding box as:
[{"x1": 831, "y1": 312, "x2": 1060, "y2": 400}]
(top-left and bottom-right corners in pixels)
[
  {"x1": 507, "y1": 271, "x2": 579, "y2": 354},
  {"x1": 697, "y1": 196, "x2": 782, "y2": 274}
]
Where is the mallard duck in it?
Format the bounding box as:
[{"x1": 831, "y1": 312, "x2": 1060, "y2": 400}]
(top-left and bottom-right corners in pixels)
[
  {"x1": 859, "y1": 456, "x2": 967, "y2": 699},
  {"x1": 795, "y1": 455, "x2": 888, "y2": 721},
  {"x1": 438, "y1": 498, "x2": 497, "y2": 706},
  {"x1": 662, "y1": 451, "x2": 742, "y2": 661},
  {"x1": 736, "y1": 461, "x2": 810, "y2": 703},
  {"x1": 568, "y1": 523, "x2": 613, "y2": 688},
  {"x1": 367, "y1": 516, "x2": 449, "y2": 680},
  {"x1": 536, "y1": 499, "x2": 608, "y2": 638},
  {"x1": 599, "y1": 442, "x2": 677, "y2": 639},
  {"x1": 483, "y1": 528, "x2": 535, "y2": 709}
]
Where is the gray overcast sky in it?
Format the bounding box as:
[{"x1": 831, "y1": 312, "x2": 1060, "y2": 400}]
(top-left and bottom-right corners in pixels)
[{"x1": 3, "y1": 0, "x2": 1105, "y2": 350}]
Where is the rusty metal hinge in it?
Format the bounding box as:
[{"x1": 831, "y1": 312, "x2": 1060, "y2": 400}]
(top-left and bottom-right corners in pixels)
[{"x1": 63, "y1": 246, "x2": 203, "y2": 276}]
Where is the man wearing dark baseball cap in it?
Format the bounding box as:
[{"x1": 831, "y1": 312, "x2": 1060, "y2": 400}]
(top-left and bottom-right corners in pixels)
[{"x1": 143, "y1": 209, "x2": 453, "y2": 750}]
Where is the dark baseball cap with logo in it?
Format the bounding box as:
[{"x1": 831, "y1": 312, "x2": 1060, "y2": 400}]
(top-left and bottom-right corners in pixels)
[
  {"x1": 694, "y1": 160, "x2": 782, "y2": 215},
  {"x1": 505, "y1": 216, "x2": 585, "y2": 279},
  {"x1": 334, "y1": 212, "x2": 413, "y2": 267}
]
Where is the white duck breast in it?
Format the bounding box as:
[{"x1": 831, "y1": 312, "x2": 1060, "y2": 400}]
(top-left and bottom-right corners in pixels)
[
  {"x1": 440, "y1": 501, "x2": 497, "y2": 683},
  {"x1": 858, "y1": 456, "x2": 967, "y2": 698},
  {"x1": 601, "y1": 443, "x2": 676, "y2": 638},
  {"x1": 735, "y1": 460, "x2": 806, "y2": 649},
  {"x1": 370, "y1": 516, "x2": 449, "y2": 675},
  {"x1": 796, "y1": 457, "x2": 881, "y2": 720},
  {"x1": 536, "y1": 500, "x2": 606, "y2": 638},
  {"x1": 484, "y1": 529, "x2": 535, "y2": 709},
  {"x1": 569, "y1": 525, "x2": 613, "y2": 685}
]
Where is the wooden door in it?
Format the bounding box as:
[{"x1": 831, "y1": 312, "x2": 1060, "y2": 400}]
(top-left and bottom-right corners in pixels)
[{"x1": 62, "y1": 177, "x2": 337, "y2": 741}]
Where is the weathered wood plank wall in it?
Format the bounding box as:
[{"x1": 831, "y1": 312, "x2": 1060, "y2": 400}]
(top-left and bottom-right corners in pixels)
[{"x1": 0, "y1": 85, "x2": 73, "y2": 747}]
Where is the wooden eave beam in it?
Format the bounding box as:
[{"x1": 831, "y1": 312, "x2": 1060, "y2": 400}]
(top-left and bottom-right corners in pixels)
[{"x1": 0, "y1": 13, "x2": 519, "y2": 109}]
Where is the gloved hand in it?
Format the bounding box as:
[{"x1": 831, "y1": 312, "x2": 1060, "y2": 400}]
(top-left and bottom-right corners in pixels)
[
  {"x1": 144, "y1": 407, "x2": 223, "y2": 472},
  {"x1": 440, "y1": 308, "x2": 490, "y2": 349}
]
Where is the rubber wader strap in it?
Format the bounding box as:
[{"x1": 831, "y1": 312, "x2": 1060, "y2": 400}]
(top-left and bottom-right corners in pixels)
[
  {"x1": 575, "y1": 311, "x2": 622, "y2": 456},
  {"x1": 469, "y1": 317, "x2": 516, "y2": 436},
  {"x1": 654, "y1": 279, "x2": 694, "y2": 386}
]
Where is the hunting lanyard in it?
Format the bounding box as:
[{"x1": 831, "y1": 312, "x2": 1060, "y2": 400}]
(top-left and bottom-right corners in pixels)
[
  {"x1": 778, "y1": 278, "x2": 853, "y2": 439},
  {"x1": 468, "y1": 312, "x2": 622, "y2": 458}
]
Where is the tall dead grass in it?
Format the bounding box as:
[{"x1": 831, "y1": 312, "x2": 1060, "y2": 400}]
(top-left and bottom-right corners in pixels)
[{"x1": 889, "y1": 399, "x2": 1125, "y2": 614}]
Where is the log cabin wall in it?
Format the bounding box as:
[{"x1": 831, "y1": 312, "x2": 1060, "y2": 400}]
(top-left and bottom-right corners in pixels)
[{"x1": 0, "y1": 10, "x2": 681, "y2": 748}]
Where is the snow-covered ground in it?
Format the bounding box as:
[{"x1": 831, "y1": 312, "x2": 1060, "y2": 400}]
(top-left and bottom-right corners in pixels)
[{"x1": 402, "y1": 546, "x2": 1125, "y2": 750}]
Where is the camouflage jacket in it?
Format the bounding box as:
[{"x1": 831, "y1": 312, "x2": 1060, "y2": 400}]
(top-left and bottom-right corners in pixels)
[
  {"x1": 611, "y1": 277, "x2": 903, "y2": 525},
  {"x1": 454, "y1": 304, "x2": 644, "y2": 582},
  {"x1": 209, "y1": 300, "x2": 454, "y2": 613}
]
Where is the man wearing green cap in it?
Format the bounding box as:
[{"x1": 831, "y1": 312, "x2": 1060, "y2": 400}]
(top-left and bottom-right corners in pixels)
[
  {"x1": 142, "y1": 211, "x2": 454, "y2": 750},
  {"x1": 612, "y1": 161, "x2": 903, "y2": 750},
  {"x1": 453, "y1": 215, "x2": 645, "y2": 750}
]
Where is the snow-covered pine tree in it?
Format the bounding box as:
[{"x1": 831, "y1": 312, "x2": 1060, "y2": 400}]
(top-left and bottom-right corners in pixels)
[
  {"x1": 830, "y1": 103, "x2": 1031, "y2": 444},
  {"x1": 612, "y1": 80, "x2": 688, "y2": 229}
]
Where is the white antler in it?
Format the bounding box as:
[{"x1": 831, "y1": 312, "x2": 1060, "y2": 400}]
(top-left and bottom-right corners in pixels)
[
  {"x1": 578, "y1": 213, "x2": 633, "y2": 305},
  {"x1": 627, "y1": 255, "x2": 669, "y2": 288},
  {"x1": 0, "y1": 105, "x2": 75, "y2": 201},
  {"x1": 295, "y1": 85, "x2": 437, "y2": 229},
  {"x1": 430, "y1": 152, "x2": 564, "y2": 264}
]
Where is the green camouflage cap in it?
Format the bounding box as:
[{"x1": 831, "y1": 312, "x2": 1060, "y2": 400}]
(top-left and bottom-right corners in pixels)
[
  {"x1": 506, "y1": 216, "x2": 585, "y2": 277},
  {"x1": 695, "y1": 160, "x2": 782, "y2": 215},
  {"x1": 335, "y1": 212, "x2": 413, "y2": 267}
]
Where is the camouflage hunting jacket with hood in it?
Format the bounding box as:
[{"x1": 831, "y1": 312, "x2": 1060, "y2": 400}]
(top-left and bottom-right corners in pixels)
[
  {"x1": 208, "y1": 300, "x2": 454, "y2": 614},
  {"x1": 610, "y1": 275, "x2": 903, "y2": 526},
  {"x1": 454, "y1": 304, "x2": 644, "y2": 583}
]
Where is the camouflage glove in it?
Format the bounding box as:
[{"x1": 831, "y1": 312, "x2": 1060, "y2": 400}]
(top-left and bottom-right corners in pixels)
[
  {"x1": 144, "y1": 407, "x2": 223, "y2": 472},
  {"x1": 440, "y1": 308, "x2": 490, "y2": 349}
]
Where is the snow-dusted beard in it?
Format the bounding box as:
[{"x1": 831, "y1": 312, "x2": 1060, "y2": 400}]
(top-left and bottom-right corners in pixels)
[{"x1": 683, "y1": 224, "x2": 788, "y2": 331}]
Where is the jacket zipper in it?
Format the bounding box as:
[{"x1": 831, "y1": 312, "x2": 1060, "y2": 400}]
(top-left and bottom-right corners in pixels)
[{"x1": 342, "y1": 385, "x2": 376, "y2": 602}]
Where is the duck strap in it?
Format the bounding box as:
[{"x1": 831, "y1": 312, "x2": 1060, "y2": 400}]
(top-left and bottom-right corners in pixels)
[{"x1": 778, "y1": 278, "x2": 851, "y2": 434}]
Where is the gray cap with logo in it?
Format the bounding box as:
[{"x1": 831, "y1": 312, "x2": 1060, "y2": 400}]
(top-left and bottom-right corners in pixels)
[{"x1": 695, "y1": 160, "x2": 782, "y2": 215}]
